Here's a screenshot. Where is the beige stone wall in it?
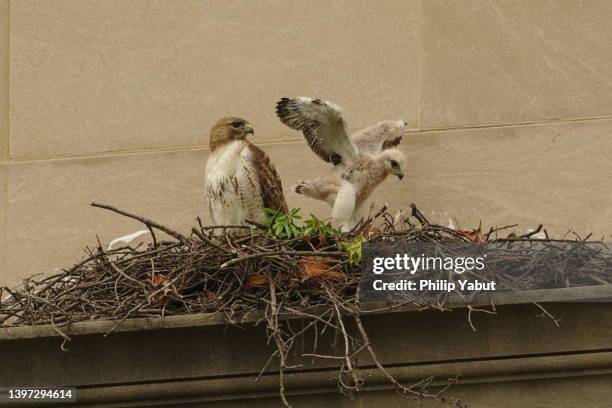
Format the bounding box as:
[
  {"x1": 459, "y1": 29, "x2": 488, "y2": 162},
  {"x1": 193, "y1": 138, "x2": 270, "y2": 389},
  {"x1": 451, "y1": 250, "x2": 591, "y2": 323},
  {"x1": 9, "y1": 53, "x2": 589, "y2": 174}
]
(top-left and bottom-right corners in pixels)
[{"x1": 0, "y1": 0, "x2": 611, "y2": 286}]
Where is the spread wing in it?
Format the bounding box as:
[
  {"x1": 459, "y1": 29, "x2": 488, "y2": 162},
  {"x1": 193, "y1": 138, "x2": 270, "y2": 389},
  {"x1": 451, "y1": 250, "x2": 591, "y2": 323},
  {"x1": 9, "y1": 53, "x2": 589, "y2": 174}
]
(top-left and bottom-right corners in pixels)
[
  {"x1": 246, "y1": 142, "x2": 288, "y2": 213},
  {"x1": 276, "y1": 97, "x2": 358, "y2": 166},
  {"x1": 350, "y1": 120, "x2": 406, "y2": 156}
]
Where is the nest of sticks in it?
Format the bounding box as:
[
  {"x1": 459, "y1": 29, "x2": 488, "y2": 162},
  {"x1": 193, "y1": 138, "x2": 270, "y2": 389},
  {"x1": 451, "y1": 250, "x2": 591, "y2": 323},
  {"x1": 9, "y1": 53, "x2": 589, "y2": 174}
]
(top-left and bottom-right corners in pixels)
[{"x1": 1, "y1": 202, "x2": 610, "y2": 407}]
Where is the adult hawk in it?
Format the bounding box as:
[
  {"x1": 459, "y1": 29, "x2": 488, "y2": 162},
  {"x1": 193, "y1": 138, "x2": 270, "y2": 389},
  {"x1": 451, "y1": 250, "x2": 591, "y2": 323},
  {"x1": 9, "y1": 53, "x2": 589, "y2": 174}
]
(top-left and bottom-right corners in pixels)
[
  {"x1": 204, "y1": 117, "x2": 287, "y2": 225},
  {"x1": 276, "y1": 97, "x2": 407, "y2": 231}
]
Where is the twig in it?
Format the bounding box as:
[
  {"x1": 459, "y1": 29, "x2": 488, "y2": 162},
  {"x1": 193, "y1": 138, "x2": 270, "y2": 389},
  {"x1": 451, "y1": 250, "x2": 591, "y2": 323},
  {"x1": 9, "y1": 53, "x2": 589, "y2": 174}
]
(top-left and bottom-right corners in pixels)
[
  {"x1": 221, "y1": 251, "x2": 345, "y2": 268},
  {"x1": 91, "y1": 202, "x2": 188, "y2": 242},
  {"x1": 267, "y1": 279, "x2": 293, "y2": 408},
  {"x1": 410, "y1": 203, "x2": 430, "y2": 225},
  {"x1": 191, "y1": 227, "x2": 234, "y2": 255}
]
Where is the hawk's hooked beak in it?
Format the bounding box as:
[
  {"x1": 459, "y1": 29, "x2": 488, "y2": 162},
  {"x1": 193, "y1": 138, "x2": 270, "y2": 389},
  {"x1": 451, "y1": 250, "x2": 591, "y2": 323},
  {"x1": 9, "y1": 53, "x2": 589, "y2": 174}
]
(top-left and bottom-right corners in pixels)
[
  {"x1": 394, "y1": 170, "x2": 404, "y2": 180},
  {"x1": 244, "y1": 124, "x2": 254, "y2": 135}
]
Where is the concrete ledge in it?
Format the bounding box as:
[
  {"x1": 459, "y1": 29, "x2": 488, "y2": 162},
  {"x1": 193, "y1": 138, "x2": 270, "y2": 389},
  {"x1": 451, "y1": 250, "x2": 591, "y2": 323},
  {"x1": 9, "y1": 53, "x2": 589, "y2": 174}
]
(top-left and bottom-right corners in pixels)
[
  {"x1": 1, "y1": 300, "x2": 611, "y2": 407},
  {"x1": 2, "y1": 285, "x2": 611, "y2": 341},
  {"x1": 74, "y1": 352, "x2": 612, "y2": 406}
]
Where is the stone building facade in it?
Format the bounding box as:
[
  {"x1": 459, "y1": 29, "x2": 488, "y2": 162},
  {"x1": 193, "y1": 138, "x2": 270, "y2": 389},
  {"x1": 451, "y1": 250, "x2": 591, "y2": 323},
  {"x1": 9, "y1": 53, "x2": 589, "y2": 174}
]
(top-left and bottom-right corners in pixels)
[{"x1": 0, "y1": 0, "x2": 611, "y2": 285}]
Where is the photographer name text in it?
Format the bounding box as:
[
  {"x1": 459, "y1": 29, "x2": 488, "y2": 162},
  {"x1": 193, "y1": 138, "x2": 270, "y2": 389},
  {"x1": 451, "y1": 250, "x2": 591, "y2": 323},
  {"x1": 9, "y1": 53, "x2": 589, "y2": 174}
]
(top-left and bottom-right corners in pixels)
[{"x1": 372, "y1": 279, "x2": 496, "y2": 292}]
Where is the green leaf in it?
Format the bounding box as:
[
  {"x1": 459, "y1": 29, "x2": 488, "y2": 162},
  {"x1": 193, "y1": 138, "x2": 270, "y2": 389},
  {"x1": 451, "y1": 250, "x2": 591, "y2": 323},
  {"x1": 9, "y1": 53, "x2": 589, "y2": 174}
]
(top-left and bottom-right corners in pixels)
[{"x1": 339, "y1": 238, "x2": 365, "y2": 265}]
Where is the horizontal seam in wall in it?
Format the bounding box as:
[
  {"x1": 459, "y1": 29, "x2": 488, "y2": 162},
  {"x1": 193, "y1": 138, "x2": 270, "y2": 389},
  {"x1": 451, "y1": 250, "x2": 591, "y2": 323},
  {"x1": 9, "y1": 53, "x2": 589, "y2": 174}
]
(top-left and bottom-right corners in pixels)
[
  {"x1": 8, "y1": 138, "x2": 306, "y2": 163},
  {"x1": 6, "y1": 115, "x2": 612, "y2": 164},
  {"x1": 418, "y1": 115, "x2": 612, "y2": 133},
  {"x1": 78, "y1": 348, "x2": 612, "y2": 389}
]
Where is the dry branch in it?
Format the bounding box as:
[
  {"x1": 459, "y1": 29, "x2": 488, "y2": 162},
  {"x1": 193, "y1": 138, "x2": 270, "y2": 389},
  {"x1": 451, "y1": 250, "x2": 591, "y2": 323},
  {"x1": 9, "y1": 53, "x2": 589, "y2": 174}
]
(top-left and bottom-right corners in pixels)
[{"x1": 1, "y1": 203, "x2": 610, "y2": 407}]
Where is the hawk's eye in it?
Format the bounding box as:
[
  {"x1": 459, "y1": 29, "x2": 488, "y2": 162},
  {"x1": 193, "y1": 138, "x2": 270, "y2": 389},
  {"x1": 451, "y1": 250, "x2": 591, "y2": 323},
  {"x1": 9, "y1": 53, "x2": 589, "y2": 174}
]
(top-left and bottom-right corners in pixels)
[
  {"x1": 390, "y1": 160, "x2": 399, "y2": 168},
  {"x1": 231, "y1": 121, "x2": 243, "y2": 128}
]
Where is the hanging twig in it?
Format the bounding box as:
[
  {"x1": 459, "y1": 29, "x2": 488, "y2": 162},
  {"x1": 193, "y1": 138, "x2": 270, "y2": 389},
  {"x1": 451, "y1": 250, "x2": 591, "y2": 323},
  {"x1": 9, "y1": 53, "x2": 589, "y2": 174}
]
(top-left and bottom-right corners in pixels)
[{"x1": 91, "y1": 202, "x2": 188, "y2": 242}]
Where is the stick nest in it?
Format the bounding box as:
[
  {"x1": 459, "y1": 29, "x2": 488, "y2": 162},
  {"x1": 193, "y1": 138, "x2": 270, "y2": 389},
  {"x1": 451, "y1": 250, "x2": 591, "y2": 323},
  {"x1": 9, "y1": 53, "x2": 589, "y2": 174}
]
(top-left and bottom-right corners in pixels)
[{"x1": 1, "y1": 203, "x2": 610, "y2": 407}]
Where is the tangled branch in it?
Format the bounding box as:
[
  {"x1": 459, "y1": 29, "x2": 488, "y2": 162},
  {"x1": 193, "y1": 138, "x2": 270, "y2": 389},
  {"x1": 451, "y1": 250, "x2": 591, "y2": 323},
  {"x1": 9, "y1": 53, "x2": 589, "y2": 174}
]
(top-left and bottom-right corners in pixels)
[{"x1": 1, "y1": 203, "x2": 609, "y2": 407}]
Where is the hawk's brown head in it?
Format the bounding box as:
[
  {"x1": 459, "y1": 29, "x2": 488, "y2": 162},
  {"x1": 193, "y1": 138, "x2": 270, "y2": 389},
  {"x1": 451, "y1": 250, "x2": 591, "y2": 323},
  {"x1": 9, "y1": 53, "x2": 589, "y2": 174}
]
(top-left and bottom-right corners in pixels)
[{"x1": 210, "y1": 117, "x2": 254, "y2": 150}]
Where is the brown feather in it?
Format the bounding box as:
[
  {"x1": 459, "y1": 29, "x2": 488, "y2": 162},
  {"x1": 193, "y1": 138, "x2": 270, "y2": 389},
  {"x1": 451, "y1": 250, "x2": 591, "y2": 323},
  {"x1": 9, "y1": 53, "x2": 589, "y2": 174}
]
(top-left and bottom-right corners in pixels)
[
  {"x1": 382, "y1": 136, "x2": 402, "y2": 150},
  {"x1": 276, "y1": 98, "x2": 344, "y2": 165},
  {"x1": 209, "y1": 117, "x2": 251, "y2": 151},
  {"x1": 246, "y1": 141, "x2": 288, "y2": 213}
]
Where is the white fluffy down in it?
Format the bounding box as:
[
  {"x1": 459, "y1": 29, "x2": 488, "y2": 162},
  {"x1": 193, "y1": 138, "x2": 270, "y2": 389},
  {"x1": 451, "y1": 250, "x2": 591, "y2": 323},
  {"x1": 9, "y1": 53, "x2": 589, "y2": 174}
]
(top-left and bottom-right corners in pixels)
[
  {"x1": 205, "y1": 141, "x2": 265, "y2": 225},
  {"x1": 283, "y1": 97, "x2": 408, "y2": 231}
]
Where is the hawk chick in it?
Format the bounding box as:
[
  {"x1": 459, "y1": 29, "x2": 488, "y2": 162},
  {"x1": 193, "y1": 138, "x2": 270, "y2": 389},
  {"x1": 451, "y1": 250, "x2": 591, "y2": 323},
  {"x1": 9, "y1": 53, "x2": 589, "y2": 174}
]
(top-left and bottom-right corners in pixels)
[{"x1": 276, "y1": 97, "x2": 406, "y2": 231}]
